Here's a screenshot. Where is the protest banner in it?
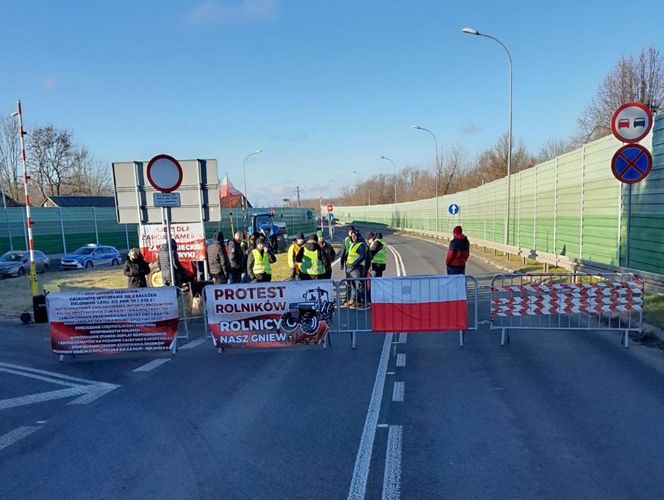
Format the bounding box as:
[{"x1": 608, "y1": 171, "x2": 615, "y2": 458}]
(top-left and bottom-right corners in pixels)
[
  {"x1": 205, "y1": 281, "x2": 335, "y2": 348},
  {"x1": 139, "y1": 222, "x2": 206, "y2": 263},
  {"x1": 47, "y1": 287, "x2": 179, "y2": 355}
]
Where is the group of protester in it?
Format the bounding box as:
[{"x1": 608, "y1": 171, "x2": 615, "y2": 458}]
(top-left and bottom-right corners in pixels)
[{"x1": 121, "y1": 223, "x2": 470, "y2": 289}]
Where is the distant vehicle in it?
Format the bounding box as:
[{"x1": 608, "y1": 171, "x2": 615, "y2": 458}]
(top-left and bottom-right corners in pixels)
[
  {"x1": 633, "y1": 117, "x2": 646, "y2": 128},
  {"x1": 618, "y1": 118, "x2": 630, "y2": 129},
  {"x1": 247, "y1": 212, "x2": 287, "y2": 253},
  {"x1": 0, "y1": 250, "x2": 50, "y2": 277},
  {"x1": 60, "y1": 244, "x2": 122, "y2": 270}
]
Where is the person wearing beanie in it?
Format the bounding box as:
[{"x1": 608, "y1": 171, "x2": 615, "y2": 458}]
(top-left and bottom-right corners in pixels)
[
  {"x1": 318, "y1": 229, "x2": 336, "y2": 279},
  {"x1": 446, "y1": 225, "x2": 470, "y2": 275},
  {"x1": 339, "y1": 225, "x2": 356, "y2": 272},
  {"x1": 287, "y1": 232, "x2": 306, "y2": 280},
  {"x1": 123, "y1": 247, "x2": 150, "y2": 288},
  {"x1": 247, "y1": 236, "x2": 276, "y2": 282},
  {"x1": 295, "y1": 233, "x2": 328, "y2": 280},
  {"x1": 226, "y1": 231, "x2": 247, "y2": 284},
  {"x1": 206, "y1": 231, "x2": 230, "y2": 284},
  {"x1": 368, "y1": 232, "x2": 387, "y2": 278}
]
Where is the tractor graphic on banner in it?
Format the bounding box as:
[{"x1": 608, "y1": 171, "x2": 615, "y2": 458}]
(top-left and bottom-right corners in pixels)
[{"x1": 280, "y1": 287, "x2": 335, "y2": 340}]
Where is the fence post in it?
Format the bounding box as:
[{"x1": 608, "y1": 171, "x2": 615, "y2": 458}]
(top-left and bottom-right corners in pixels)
[
  {"x1": 93, "y1": 207, "x2": 99, "y2": 244},
  {"x1": 59, "y1": 208, "x2": 67, "y2": 254},
  {"x1": 125, "y1": 224, "x2": 130, "y2": 250},
  {"x1": 579, "y1": 145, "x2": 586, "y2": 260},
  {"x1": 533, "y1": 164, "x2": 537, "y2": 249},
  {"x1": 553, "y1": 158, "x2": 558, "y2": 255},
  {"x1": 617, "y1": 181, "x2": 623, "y2": 266}
]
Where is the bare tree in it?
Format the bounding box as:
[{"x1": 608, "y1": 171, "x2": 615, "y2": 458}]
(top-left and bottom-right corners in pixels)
[
  {"x1": 69, "y1": 158, "x2": 113, "y2": 195},
  {"x1": 475, "y1": 133, "x2": 535, "y2": 183},
  {"x1": 578, "y1": 44, "x2": 664, "y2": 141},
  {"x1": 28, "y1": 125, "x2": 90, "y2": 202},
  {"x1": 537, "y1": 137, "x2": 577, "y2": 162},
  {"x1": 0, "y1": 116, "x2": 22, "y2": 202}
]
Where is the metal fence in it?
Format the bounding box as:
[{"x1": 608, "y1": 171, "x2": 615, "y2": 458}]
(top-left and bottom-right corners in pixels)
[
  {"x1": 490, "y1": 273, "x2": 643, "y2": 347},
  {"x1": 332, "y1": 275, "x2": 479, "y2": 348},
  {"x1": 0, "y1": 206, "x2": 317, "y2": 256}
]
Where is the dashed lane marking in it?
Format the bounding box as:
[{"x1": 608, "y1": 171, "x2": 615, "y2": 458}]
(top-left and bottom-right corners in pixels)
[
  {"x1": 382, "y1": 425, "x2": 403, "y2": 500},
  {"x1": 179, "y1": 337, "x2": 208, "y2": 350},
  {"x1": 392, "y1": 382, "x2": 405, "y2": 402},
  {"x1": 133, "y1": 358, "x2": 171, "y2": 372},
  {"x1": 396, "y1": 353, "x2": 406, "y2": 367}
]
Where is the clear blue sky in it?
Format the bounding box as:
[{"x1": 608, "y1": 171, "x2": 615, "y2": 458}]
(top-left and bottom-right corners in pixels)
[{"x1": 1, "y1": 0, "x2": 662, "y2": 206}]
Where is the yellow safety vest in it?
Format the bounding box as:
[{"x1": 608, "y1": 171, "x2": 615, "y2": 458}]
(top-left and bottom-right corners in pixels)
[
  {"x1": 344, "y1": 236, "x2": 352, "y2": 253},
  {"x1": 252, "y1": 249, "x2": 272, "y2": 275},
  {"x1": 301, "y1": 247, "x2": 325, "y2": 276},
  {"x1": 346, "y1": 242, "x2": 365, "y2": 266},
  {"x1": 372, "y1": 239, "x2": 387, "y2": 265},
  {"x1": 288, "y1": 243, "x2": 301, "y2": 270}
]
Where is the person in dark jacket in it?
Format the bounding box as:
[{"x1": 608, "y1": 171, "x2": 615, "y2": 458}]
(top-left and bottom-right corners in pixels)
[
  {"x1": 226, "y1": 231, "x2": 247, "y2": 284},
  {"x1": 207, "y1": 231, "x2": 230, "y2": 284},
  {"x1": 318, "y1": 230, "x2": 336, "y2": 279},
  {"x1": 157, "y1": 239, "x2": 186, "y2": 286},
  {"x1": 247, "y1": 237, "x2": 276, "y2": 282},
  {"x1": 344, "y1": 230, "x2": 368, "y2": 307},
  {"x1": 368, "y1": 232, "x2": 387, "y2": 277},
  {"x1": 123, "y1": 248, "x2": 150, "y2": 288},
  {"x1": 446, "y1": 225, "x2": 470, "y2": 275},
  {"x1": 295, "y1": 233, "x2": 329, "y2": 280}
]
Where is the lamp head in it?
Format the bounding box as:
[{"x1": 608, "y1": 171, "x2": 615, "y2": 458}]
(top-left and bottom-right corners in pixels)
[
  {"x1": 411, "y1": 124, "x2": 420, "y2": 129},
  {"x1": 462, "y1": 27, "x2": 479, "y2": 35}
]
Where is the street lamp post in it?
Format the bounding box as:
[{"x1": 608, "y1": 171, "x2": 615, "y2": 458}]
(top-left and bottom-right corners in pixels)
[
  {"x1": 412, "y1": 125, "x2": 440, "y2": 233},
  {"x1": 462, "y1": 26, "x2": 513, "y2": 246},
  {"x1": 242, "y1": 149, "x2": 263, "y2": 225},
  {"x1": 380, "y1": 155, "x2": 398, "y2": 221}
]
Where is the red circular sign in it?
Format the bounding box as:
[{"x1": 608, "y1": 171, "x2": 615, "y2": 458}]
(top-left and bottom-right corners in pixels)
[
  {"x1": 326, "y1": 203, "x2": 333, "y2": 212},
  {"x1": 146, "y1": 154, "x2": 183, "y2": 193},
  {"x1": 610, "y1": 102, "x2": 653, "y2": 143}
]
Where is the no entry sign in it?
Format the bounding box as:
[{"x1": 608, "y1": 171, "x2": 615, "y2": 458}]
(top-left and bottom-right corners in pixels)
[
  {"x1": 611, "y1": 103, "x2": 653, "y2": 143},
  {"x1": 146, "y1": 154, "x2": 183, "y2": 193},
  {"x1": 327, "y1": 203, "x2": 334, "y2": 213},
  {"x1": 611, "y1": 144, "x2": 652, "y2": 184}
]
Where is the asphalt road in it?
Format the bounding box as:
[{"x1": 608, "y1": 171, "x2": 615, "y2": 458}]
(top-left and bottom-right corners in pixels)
[{"x1": 2, "y1": 228, "x2": 664, "y2": 499}]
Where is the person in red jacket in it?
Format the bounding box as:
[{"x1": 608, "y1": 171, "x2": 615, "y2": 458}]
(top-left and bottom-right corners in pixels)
[{"x1": 446, "y1": 225, "x2": 470, "y2": 275}]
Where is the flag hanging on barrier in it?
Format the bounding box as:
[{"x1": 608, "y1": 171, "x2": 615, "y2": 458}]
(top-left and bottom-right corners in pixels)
[{"x1": 371, "y1": 275, "x2": 468, "y2": 332}]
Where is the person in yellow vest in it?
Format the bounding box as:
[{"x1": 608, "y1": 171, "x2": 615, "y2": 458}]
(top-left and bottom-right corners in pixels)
[
  {"x1": 368, "y1": 231, "x2": 387, "y2": 277},
  {"x1": 339, "y1": 225, "x2": 355, "y2": 272},
  {"x1": 295, "y1": 233, "x2": 329, "y2": 280},
  {"x1": 287, "y1": 232, "x2": 305, "y2": 280},
  {"x1": 247, "y1": 237, "x2": 276, "y2": 283},
  {"x1": 344, "y1": 230, "x2": 368, "y2": 308}
]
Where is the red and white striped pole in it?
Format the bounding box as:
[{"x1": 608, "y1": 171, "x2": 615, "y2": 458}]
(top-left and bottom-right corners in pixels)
[{"x1": 15, "y1": 100, "x2": 39, "y2": 297}]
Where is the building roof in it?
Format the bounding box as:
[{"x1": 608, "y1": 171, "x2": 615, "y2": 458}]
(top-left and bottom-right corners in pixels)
[
  {"x1": 0, "y1": 193, "x2": 21, "y2": 207},
  {"x1": 46, "y1": 195, "x2": 116, "y2": 208}
]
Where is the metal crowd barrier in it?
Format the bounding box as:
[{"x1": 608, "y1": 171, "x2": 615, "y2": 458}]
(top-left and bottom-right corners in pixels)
[
  {"x1": 332, "y1": 275, "x2": 479, "y2": 348},
  {"x1": 490, "y1": 273, "x2": 643, "y2": 348}
]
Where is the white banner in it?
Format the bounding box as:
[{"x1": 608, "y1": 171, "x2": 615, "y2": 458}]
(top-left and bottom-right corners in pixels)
[
  {"x1": 47, "y1": 287, "x2": 179, "y2": 355},
  {"x1": 205, "y1": 281, "x2": 336, "y2": 348},
  {"x1": 138, "y1": 222, "x2": 206, "y2": 263}
]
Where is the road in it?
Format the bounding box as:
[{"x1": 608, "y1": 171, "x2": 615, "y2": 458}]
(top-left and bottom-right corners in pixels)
[{"x1": 2, "y1": 228, "x2": 664, "y2": 499}]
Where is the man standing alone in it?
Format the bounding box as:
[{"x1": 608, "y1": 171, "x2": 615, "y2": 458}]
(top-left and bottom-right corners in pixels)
[{"x1": 446, "y1": 225, "x2": 470, "y2": 275}]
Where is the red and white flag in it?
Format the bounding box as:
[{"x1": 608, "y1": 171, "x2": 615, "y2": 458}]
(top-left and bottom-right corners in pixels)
[{"x1": 371, "y1": 275, "x2": 467, "y2": 332}]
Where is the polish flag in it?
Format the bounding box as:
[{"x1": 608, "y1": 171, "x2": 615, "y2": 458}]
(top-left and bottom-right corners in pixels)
[{"x1": 371, "y1": 275, "x2": 467, "y2": 332}]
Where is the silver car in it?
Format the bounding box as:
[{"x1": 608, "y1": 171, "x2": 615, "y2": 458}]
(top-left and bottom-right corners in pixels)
[{"x1": 0, "y1": 250, "x2": 50, "y2": 277}]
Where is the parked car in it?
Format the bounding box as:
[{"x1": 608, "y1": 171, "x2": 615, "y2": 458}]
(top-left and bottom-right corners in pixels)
[
  {"x1": 0, "y1": 250, "x2": 50, "y2": 277},
  {"x1": 60, "y1": 244, "x2": 122, "y2": 270}
]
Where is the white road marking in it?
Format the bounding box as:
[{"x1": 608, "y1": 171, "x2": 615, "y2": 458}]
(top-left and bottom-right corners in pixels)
[
  {"x1": 396, "y1": 353, "x2": 406, "y2": 367},
  {"x1": 398, "y1": 333, "x2": 408, "y2": 344},
  {"x1": 179, "y1": 337, "x2": 208, "y2": 350},
  {"x1": 392, "y1": 382, "x2": 405, "y2": 402},
  {"x1": 377, "y1": 424, "x2": 389, "y2": 428},
  {"x1": 382, "y1": 425, "x2": 403, "y2": 500},
  {"x1": 0, "y1": 363, "x2": 119, "y2": 410},
  {"x1": 0, "y1": 387, "x2": 87, "y2": 410},
  {"x1": 0, "y1": 426, "x2": 40, "y2": 451},
  {"x1": 347, "y1": 332, "x2": 394, "y2": 500},
  {"x1": 132, "y1": 358, "x2": 171, "y2": 372},
  {"x1": 36, "y1": 421, "x2": 47, "y2": 424}
]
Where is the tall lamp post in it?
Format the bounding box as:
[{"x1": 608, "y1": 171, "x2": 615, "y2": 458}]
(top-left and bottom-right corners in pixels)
[
  {"x1": 462, "y1": 26, "x2": 513, "y2": 246},
  {"x1": 412, "y1": 124, "x2": 440, "y2": 233},
  {"x1": 242, "y1": 149, "x2": 263, "y2": 225},
  {"x1": 380, "y1": 155, "x2": 398, "y2": 220}
]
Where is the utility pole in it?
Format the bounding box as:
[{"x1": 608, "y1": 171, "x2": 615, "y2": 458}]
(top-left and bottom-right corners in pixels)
[{"x1": 296, "y1": 186, "x2": 301, "y2": 208}]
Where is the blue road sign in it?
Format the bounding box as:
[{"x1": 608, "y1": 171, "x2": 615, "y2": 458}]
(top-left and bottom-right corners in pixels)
[
  {"x1": 611, "y1": 144, "x2": 652, "y2": 184},
  {"x1": 448, "y1": 203, "x2": 460, "y2": 215}
]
